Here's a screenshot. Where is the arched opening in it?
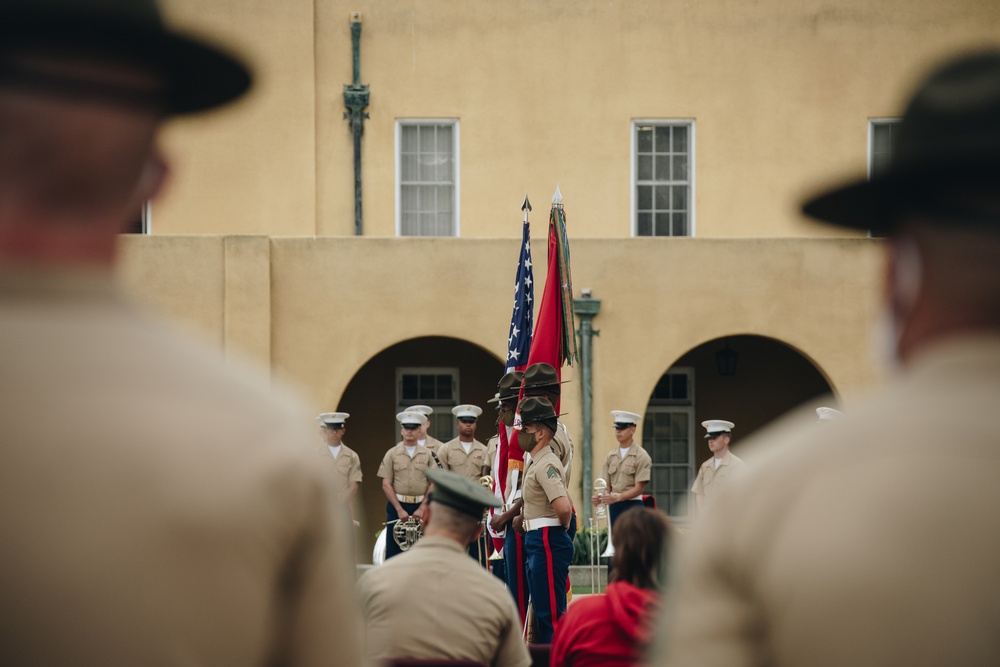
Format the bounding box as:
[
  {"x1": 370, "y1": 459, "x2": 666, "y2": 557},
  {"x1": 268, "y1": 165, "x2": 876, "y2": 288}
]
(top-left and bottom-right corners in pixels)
[
  {"x1": 337, "y1": 336, "x2": 504, "y2": 562},
  {"x1": 641, "y1": 334, "x2": 834, "y2": 521}
]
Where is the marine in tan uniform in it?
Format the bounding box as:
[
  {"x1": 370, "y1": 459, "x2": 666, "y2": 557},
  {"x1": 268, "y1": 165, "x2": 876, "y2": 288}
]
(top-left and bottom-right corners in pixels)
[
  {"x1": 655, "y1": 52, "x2": 1000, "y2": 667},
  {"x1": 0, "y1": 3, "x2": 365, "y2": 664},
  {"x1": 595, "y1": 410, "x2": 653, "y2": 524},
  {"x1": 514, "y1": 396, "x2": 574, "y2": 644},
  {"x1": 439, "y1": 403, "x2": 490, "y2": 563},
  {"x1": 357, "y1": 468, "x2": 531, "y2": 667},
  {"x1": 520, "y1": 364, "x2": 574, "y2": 486},
  {"x1": 439, "y1": 404, "x2": 490, "y2": 479},
  {"x1": 690, "y1": 419, "x2": 744, "y2": 512},
  {"x1": 404, "y1": 404, "x2": 446, "y2": 456},
  {"x1": 317, "y1": 411, "x2": 363, "y2": 499},
  {"x1": 378, "y1": 410, "x2": 435, "y2": 560}
]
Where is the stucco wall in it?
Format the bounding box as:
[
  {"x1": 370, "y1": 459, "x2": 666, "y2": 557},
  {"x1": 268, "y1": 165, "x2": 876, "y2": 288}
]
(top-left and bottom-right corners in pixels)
[
  {"x1": 154, "y1": 0, "x2": 1000, "y2": 238},
  {"x1": 115, "y1": 234, "x2": 884, "y2": 520}
]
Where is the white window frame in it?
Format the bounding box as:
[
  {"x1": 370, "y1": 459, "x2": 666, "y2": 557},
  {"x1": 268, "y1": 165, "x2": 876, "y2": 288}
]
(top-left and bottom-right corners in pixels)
[
  {"x1": 396, "y1": 366, "x2": 461, "y2": 441},
  {"x1": 395, "y1": 119, "x2": 461, "y2": 237},
  {"x1": 631, "y1": 119, "x2": 696, "y2": 237}
]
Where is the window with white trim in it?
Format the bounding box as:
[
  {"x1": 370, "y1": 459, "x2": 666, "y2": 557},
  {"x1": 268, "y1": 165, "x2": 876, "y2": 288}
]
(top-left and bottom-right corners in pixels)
[
  {"x1": 397, "y1": 121, "x2": 459, "y2": 236},
  {"x1": 633, "y1": 121, "x2": 694, "y2": 236},
  {"x1": 396, "y1": 367, "x2": 460, "y2": 441},
  {"x1": 642, "y1": 368, "x2": 695, "y2": 518}
]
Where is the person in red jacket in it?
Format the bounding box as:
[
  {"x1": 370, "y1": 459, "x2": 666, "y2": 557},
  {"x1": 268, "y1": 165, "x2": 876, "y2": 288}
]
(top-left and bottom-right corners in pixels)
[{"x1": 551, "y1": 508, "x2": 673, "y2": 667}]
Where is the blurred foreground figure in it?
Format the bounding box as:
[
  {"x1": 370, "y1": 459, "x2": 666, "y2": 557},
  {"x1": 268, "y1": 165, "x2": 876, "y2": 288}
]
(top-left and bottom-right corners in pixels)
[
  {"x1": 655, "y1": 51, "x2": 1000, "y2": 667},
  {"x1": 357, "y1": 468, "x2": 530, "y2": 667},
  {"x1": 551, "y1": 508, "x2": 671, "y2": 667},
  {"x1": 0, "y1": 1, "x2": 364, "y2": 665}
]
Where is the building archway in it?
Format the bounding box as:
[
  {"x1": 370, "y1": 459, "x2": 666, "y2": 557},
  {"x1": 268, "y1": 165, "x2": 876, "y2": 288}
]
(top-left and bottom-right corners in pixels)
[
  {"x1": 640, "y1": 334, "x2": 834, "y2": 520},
  {"x1": 337, "y1": 336, "x2": 504, "y2": 562}
]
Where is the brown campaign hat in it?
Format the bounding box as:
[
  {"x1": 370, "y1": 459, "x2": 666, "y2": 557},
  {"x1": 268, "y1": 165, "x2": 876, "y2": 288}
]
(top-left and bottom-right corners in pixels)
[
  {"x1": 517, "y1": 396, "x2": 562, "y2": 426},
  {"x1": 520, "y1": 363, "x2": 568, "y2": 392},
  {"x1": 487, "y1": 371, "x2": 524, "y2": 404},
  {"x1": 803, "y1": 51, "x2": 1000, "y2": 233},
  {"x1": 0, "y1": 0, "x2": 251, "y2": 114}
]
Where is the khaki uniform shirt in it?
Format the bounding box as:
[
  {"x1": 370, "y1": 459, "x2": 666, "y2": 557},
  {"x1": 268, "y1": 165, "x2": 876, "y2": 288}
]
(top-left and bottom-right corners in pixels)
[
  {"x1": 0, "y1": 269, "x2": 365, "y2": 667},
  {"x1": 420, "y1": 435, "x2": 445, "y2": 454},
  {"x1": 378, "y1": 443, "x2": 433, "y2": 496},
  {"x1": 690, "y1": 449, "x2": 744, "y2": 502},
  {"x1": 522, "y1": 446, "x2": 568, "y2": 521},
  {"x1": 552, "y1": 421, "x2": 574, "y2": 486},
  {"x1": 357, "y1": 535, "x2": 530, "y2": 667},
  {"x1": 602, "y1": 442, "x2": 652, "y2": 492},
  {"x1": 656, "y1": 336, "x2": 1000, "y2": 667},
  {"x1": 487, "y1": 435, "x2": 499, "y2": 475},
  {"x1": 438, "y1": 437, "x2": 489, "y2": 479},
  {"x1": 326, "y1": 443, "x2": 363, "y2": 493}
]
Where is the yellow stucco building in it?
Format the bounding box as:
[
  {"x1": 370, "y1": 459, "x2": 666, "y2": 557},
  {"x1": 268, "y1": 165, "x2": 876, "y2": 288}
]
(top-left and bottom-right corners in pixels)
[{"x1": 119, "y1": 0, "x2": 1000, "y2": 558}]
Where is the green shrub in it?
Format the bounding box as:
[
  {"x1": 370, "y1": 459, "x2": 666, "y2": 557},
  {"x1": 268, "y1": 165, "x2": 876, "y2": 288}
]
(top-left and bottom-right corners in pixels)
[{"x1": 572, "y1": 527, "x2": 611, "y2": 566}]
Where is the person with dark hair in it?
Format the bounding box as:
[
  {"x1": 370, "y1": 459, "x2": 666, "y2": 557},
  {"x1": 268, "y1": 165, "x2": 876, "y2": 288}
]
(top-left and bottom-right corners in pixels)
[
  {"x1": 655, "y1": 51, "x2": 1000, "y2": 667},
  {"x1": 513, "y1": 395, "x2": 574, "y2": 643},
  {"x1": 551, "y1": 508, "x2": 672, "y2": 667}
]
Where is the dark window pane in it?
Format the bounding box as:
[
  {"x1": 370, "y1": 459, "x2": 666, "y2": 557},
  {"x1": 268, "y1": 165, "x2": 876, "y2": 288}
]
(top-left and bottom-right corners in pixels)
[
  {"x1": 637, "y1": 126, "x2": 653, "y2": 153},
  {"x1": 637, "y1": 212, "x2": 652, "y2": 236},
  {"x1": 655, "y1": 186, "x2": 670, "y2": 210},
  {"x1": 655, "y1": 212, "x2": 671, "y2": 236},
  {"x1": 672, "y1": 155, "x2": 688, "y2": 180},
  {"x1": 670, "y1": 373, "x2": 687, "y2": 399},
  {"x1": 655, "y1": 125, "x2": 671, "y2": 151},
  {"x1": 637, "y1": 185, "x2": 652, "y2": 210},
  {"x1": 673, "y1": 186, "x2": 688, "y2": 210},
  {"x1": 419, "y1": 375, "x2": 435, "y2": 399},
  {"x1": 637, "y1": 155, "x2": 653, "y2": 181},
  {"x1": 672, "y1": 125, "x2": 688, "y2": 152},
  {"x1": 655, "y1": 156, "x2": 671, "y2": 180},
  {"x1": 436, "y1": 374, "x2": 452, "y2": 399},
  {"x1": 402, "y1": 375, "x2": 418, "y2": 400}
]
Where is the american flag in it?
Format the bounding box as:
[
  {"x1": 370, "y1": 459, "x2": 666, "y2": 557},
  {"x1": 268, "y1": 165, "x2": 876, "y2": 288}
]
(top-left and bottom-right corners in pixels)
[{"x1": 505, "y1": 218, "x2": 534, "y2": 372}]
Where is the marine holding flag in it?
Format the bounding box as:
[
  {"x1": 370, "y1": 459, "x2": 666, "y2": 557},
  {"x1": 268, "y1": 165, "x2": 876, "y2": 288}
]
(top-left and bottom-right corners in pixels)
[
  {"x1": 487, "y1": 199, "x2": 535, "y2": 617},
  {"x1": 512, "y1": 188, "x2": 578, "y2": 641}
]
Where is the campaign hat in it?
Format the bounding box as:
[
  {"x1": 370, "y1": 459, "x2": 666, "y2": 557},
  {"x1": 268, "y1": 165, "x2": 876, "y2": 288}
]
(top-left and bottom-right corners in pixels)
[
  {"x1": 487, "y1": 371, "x2": 524, "y2": 404},
  {"x1": 803, "y1": 51, "x2": 1000, "y2": 232},
  {"x1": 0, "y1": 0, "x2": 251, "y2": 114}
]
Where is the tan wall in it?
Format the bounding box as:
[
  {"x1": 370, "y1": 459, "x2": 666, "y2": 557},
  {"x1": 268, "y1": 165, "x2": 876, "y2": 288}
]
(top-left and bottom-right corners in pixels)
[
  {"x1": 155, "y1": 0, "x2": 1000, "y2": 238},
  {"x1": 158, "y1": 0, "x2": 318, "y2": 236},
  {"x1": 116, "y1": 234, "x2": 884, "y2": 522}
]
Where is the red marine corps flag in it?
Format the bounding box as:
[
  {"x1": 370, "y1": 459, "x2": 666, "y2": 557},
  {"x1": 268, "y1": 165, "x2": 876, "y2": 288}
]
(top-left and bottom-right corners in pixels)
[{"x1": 523, "y1": 185, "x2": 577, "y2": 400}]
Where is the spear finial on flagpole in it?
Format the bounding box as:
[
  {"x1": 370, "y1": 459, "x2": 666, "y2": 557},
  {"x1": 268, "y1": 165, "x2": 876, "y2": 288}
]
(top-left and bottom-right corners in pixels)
[
  {"x1": 521, "y1": 194, "x2": 532, "y2": 222},
  {"x1": 552, "y1": 184, "x2": 563, "y2": 207}
]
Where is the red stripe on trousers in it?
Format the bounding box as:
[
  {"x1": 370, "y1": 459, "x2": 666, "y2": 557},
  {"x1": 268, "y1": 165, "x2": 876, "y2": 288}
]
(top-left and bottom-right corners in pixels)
[
  {"x1": 542, "y1": 527, "x2": 558, "y2": 623},
  {"x1": 516, "y1": 531, "x2": 527, "y2": 624}
]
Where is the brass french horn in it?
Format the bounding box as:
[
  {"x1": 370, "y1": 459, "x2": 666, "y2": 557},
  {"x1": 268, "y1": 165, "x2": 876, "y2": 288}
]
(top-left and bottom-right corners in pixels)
[{"x1": 392, "y1": 516, "x2": 423, "y2": 551}]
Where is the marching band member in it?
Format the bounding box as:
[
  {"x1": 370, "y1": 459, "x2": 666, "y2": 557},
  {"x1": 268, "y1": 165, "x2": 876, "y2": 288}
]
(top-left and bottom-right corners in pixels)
[
  {"x1": 439, "y1": 403, "x2": 490, "y2": 563},
  {"x1": 596, "y1": 410, "x2": 652, "y2": 527},
  {"x1": 378, "y1": 410, "x2": 434, "y2": 561}
]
